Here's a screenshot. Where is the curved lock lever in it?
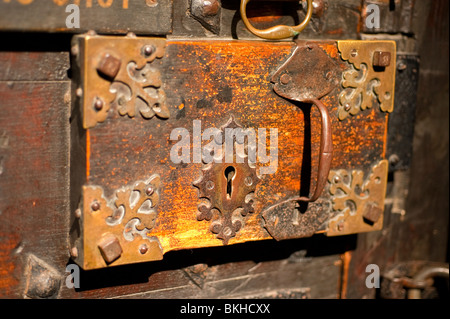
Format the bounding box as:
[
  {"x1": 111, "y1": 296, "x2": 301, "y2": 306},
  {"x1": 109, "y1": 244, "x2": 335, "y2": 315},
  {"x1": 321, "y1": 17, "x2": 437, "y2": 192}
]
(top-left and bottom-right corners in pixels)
[
  {"x1": 295, "y1": 98, "x2": 333, "y2": 202},
  {"x1": 240, "y1": 0, "x2": 313, "y2": 40}
]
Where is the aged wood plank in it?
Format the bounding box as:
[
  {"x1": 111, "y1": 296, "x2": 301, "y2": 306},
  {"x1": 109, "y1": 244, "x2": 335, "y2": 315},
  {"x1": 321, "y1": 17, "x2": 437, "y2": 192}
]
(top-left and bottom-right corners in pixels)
[
  {"x1": 0, "y1": 52, "x2": 69, "y2": 82},
  {"x1": 0, "y1": 81, "x2": 70, "y2": 298},
  {"x1": 0, "y1": 0, "x2": 172, "y2": 35}
]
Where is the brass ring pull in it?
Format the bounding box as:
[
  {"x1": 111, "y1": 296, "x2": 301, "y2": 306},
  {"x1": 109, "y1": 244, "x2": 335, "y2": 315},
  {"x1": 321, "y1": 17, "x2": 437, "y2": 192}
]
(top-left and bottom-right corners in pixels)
[
  {"x1": 240, "y1": 0, "x2": 313, "y2": 40},
  {"x1": 296, "y1": 98, "x2": 333, "y2": 202}
]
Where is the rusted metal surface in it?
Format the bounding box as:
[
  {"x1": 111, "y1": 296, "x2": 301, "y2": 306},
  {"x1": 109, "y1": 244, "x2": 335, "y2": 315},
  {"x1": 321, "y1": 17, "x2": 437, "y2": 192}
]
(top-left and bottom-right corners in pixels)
[
  {"x1": 0, "y1": 0, "x2": 173, "y2": 35},
  {"x1": 24, "y1": 255, "x2": 61, "y2": 299},
  {"x1": 271, "y1": 41, "x2": 341, "y2": 102},
  {"x1": 190, "y1": 0, "x2": 222, "y2": 34},
  {"x1": 337, "y1": 40, "x2": 397, "y2": 120},
  {"x1": 381, "y1": 261, "x2": 449, "y2": 299},
  {"x1": 387, "y1": 54, "x2": 419, "y2": 172},
  {"x1": 193, "y1": 116, "x2": 260, "y2": 245}
]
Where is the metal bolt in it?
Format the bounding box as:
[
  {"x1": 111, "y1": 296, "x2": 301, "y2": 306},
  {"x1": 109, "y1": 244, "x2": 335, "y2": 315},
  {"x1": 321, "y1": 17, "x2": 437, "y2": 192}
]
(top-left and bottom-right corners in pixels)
[
  {"x1": 145, "y1": 185, "x2": 154, "y2": 196},
  {"x1": 98, "y1": 234, "x2": 122, "y2": 264},
  {"x1": 280, "y1": 73, "x2": 292, "y2": 85},
  {"x1": 202, "y1": 0, "x2": 220, "y2": 16},
  {"x1": 139, "y1": 244, "x2": 148, "y2": 255},
  {"x1": 145, "y1": 0, "x2": 158, "y2": 7},
  {"x1": 91, "y1": 201, "x2": 100, "y2": 211},
  {"x1": 373, "y1": 51, "x2": 391, "y2": 67},
  {"x1": 344, "y1": 103, "x2": 351, "y2": 111},
  {"x1": 71, "y1": 45, "x2": 79, "y2": 56},
  {"x1": 96, "y1": 53, "x2": 121, "y2": 80},
  {"x1": 94, "y1": 98, "x2": 103, "y2": 111},
  {"x1": 389, "y1": 154, "x2": 400, "y2": 166},
  {"x1": 70, "y1": 247, "x2": 78, "y2": 258},
  {"x1": 397, "y1": 60, "x2": 407, "y2": 71},
  {"x1": 142, "y1": 45, "x2": 154, "y2": 56},
  {"x1": 206, "y1": 181, "x2": 215, "y2": 190}
]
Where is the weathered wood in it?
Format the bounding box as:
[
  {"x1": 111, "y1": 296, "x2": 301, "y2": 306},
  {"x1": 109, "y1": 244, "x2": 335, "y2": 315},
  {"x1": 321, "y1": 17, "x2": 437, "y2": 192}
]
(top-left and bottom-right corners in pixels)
[
  {"x1": 0, "y1": 82, "x2": 70, "y2": 298},
  {"x1": 0, "y1": 0, "x2": 172, "y2": 35}
]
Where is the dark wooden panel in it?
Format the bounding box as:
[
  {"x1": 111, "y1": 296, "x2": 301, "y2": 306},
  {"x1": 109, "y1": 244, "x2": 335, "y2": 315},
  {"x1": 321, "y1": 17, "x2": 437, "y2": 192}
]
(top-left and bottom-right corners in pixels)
[
  {"x1": 346, "y1": 0, "x2": 449, "y2": 299},
  {"x1": 0, "y1": 0, "x2": 172, "y2": 35},
  {"x1": 0, "y1": 81, "x2": 70, "y2": 298},
  {"x1": 0, "y1": 52, "x2": 69, "y2": 81}
]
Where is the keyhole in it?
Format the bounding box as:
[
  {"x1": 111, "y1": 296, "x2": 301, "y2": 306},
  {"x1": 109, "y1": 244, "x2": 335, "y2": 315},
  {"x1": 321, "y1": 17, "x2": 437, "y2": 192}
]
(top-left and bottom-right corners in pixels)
[{"x1": 224, "y1": 166, "x2": 236, "y2": 199}]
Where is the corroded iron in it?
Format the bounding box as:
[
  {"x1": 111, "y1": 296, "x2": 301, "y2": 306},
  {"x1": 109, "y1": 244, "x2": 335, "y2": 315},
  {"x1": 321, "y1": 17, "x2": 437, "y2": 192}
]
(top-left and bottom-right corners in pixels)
[{"x1": 193, "y1": 116, "x2": 260, "y2": 245}]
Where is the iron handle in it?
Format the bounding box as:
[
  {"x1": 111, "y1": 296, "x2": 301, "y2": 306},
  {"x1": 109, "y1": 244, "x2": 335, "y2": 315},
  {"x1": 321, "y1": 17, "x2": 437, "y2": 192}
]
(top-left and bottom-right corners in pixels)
[
  {"x1": 240, "y1": 0, "x2": 313, "y2": 40},
  {"x1": 296, "y1": 98, "x2": 333, "y2": 202}
]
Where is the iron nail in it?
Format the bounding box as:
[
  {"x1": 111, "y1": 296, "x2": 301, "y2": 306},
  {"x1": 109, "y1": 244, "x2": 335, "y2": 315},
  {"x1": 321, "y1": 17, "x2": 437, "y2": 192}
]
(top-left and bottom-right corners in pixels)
[
  {"x1": 145, "y1": 186, "x2": 154, "y2": 196},
  {"x1": 143, "y1": 45, "x2": 154, "y2": 56},
  {"x1": 139, "y1": 244, "x2": 148, "y2": 255},
  {"x1": 91, "y1": 201, "x2": 100, "y2": 211},
  {"x1": 94, "y1": 98, "x2": 103, "y2": 110},
  {"x1": 70, "y1": 247, "x2": 78, "y2": 258},
  {"x1": 280, "y1": 73, "x2": 292, "y2": 85}
]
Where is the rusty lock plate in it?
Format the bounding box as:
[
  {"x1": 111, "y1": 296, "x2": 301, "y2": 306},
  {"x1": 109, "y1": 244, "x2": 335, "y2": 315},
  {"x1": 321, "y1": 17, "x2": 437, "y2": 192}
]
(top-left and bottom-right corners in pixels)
[{"x1": 70, "y1": 36, "x2": 396, "y2": 269}]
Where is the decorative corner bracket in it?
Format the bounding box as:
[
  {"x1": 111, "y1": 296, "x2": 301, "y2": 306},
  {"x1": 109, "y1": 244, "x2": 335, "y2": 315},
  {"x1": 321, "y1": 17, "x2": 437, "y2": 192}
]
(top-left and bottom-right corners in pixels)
[
  {"x1": 326, "y1": 159, "x2": 388, "y2": 236},
  {"x1": 337, "y1": 41, "x2": 396, "y2": 120},
  {"x1": 72, "y1": 35, "x2": 169, "y2": 129},
  {"x1": 71, "y1": 174, "x2": 163, "y2": 270}
]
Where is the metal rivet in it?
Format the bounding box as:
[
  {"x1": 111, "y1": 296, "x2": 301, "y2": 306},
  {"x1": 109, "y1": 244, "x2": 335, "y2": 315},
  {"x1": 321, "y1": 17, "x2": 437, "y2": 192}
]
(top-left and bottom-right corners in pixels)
[
  {"x1": 142, "y1": 45, "x2": 154, "y2": 56},
  {"x1": 94, "y1": 98, "x2": 103, "y2": 110},
  {"x1": 337, "y1": 220, "x2": 345, "y2": 231},
  {"x1": 145, "y1": 0, "x2": 158, "y2": 7},
  {"x1": 280, "y1": 73, "x2": 292, "y2": 85},
  {"x1": 70, "y1": 247, "x2": 78, "y2": 258},
  {"x1": 206, "y1": 181, "x2": 214, "y2": 190},
  {"x1": 145, "y1": 186, "x2": 154, "y2": 196},
  {"x1": 344, "y1": 103, "x2": 351, "y2": 111},
  {"x1": 244, "y1": 176, "x2": 253, "y2": 186},
  {"x1": 76, "y1": 88, "x2": 83, "y2": 97},
  {"x1": 333, "y1": 176, "x2": 341, "y2": 183},
  {"x1": 350, "y1": 49, "x2": 358, "y2": 57},
  {"x1": 139, "y1": 244, "x2": 148, "y2": 255},
  {"x1": 397, "y1": 61, "x2": 407, "y2": 71},
  {"x1": 202, "y1": 0, "x2": 220, "y2": 16},
  {"x1": 74, "y1": 209, "x2": 81, "y2": 218},
  {"x1": 389, "y1": 154, "x2": 400, "y2": 166},
  {"x1": 91, "y1": 201, "x2": 100, "y2": 211}
]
